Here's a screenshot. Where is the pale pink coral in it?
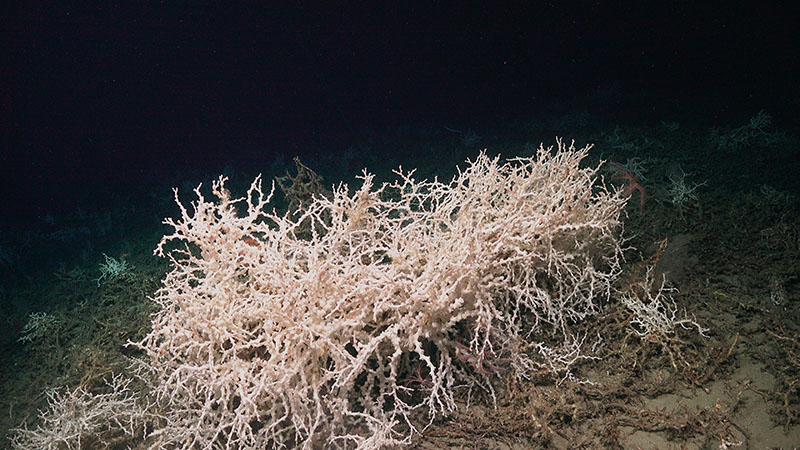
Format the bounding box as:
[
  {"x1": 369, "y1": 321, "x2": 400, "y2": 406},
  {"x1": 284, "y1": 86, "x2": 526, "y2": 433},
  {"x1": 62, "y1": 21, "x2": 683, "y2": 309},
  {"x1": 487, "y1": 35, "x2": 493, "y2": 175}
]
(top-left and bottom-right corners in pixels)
[{"x1": 136, "y1": 139, "x2": 627, "y2": 449}]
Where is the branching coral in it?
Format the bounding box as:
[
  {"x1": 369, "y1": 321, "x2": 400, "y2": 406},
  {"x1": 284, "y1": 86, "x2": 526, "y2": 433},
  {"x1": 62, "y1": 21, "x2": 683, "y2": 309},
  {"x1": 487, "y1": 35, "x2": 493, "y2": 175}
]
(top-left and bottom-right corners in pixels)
[{"x1": 135, "y1": 139, "x2": 627, "y2": 449}]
